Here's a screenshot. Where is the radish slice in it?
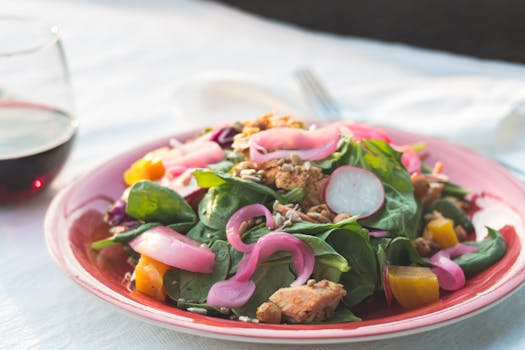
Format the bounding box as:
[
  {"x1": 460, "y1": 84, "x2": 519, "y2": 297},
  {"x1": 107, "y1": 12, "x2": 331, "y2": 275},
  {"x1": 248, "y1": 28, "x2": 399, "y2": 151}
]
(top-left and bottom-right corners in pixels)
[
  {"x1": 323, "y1": 165, "x2": 385, "y2": 218},
  {"x1": 428, "y1": 243, "x2": 477, "y2": 291},
  {"x1": 129, "y1": 226, "x2": 215, "y2": 273},
  {"x1": 206, "y1": 280, "x2": 256, "y2": 308},
  {"x1": 226, "y1": 204, "x2": 275, "y2": 253}
]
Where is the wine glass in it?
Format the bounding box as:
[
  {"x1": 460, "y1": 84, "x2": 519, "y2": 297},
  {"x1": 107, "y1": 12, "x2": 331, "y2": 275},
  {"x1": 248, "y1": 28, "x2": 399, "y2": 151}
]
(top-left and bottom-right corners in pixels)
[{"x1": 0, "y1": 16, "x2": 77, "y2": 203}]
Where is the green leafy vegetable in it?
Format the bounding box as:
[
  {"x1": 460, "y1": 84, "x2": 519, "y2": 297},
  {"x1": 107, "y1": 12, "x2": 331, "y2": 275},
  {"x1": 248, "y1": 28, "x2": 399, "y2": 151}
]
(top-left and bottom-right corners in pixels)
[
  {"x1": 175, "y1": 300, "x2": 232, "y2": 317},
  {"x1": 383, "y1": 236, "x2": 431, "y2": 267},
  {"x1": 359, "y1": 140, "x2": 420, "y2": 238},
  {"x1": 194, "y1": 169, "x2": 303, "y2": 204},
  {"x1": 454, "y1": 227, "x2": 507, "y2": 277},
  {"x1": 429, "y1": 198, "x2": 473, "y2": 231},
  {"x1": 233, "y1": 260, "x2": 296, "y2": 318},
  {"x1": 91, "y1": 222, "x2": 160, "y2": 249},
  {"x1": 329, "y1": 139, "x2": 420, "y2": 239},
  {"x1": 186, "y1": 221, "x2": 225, "y2": 244},
  {"x1": 325, "y1": 228, "x2": 378, "y2": 306},
  {"x1": 164, "y1": 240, "x2": 230, "y2": 303},
  {"x1": 319, "y1": 306, "x2": 361, "y2": 323},
  {"x1": 126, "y1": 180, "x2": 196, "y2": 225},
  {"x1": 198, "y1": 183, "x2": 268, "y2": 230}
]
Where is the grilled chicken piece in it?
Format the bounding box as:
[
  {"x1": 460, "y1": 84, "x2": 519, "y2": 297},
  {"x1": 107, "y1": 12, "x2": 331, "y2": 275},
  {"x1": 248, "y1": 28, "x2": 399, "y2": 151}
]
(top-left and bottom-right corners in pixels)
[
  {"x1": 256, "y1": 279, "x2": 346, "y2": 324},
  {"x1": 256, "y1": 301, "x2": 282, "y2": 324}
]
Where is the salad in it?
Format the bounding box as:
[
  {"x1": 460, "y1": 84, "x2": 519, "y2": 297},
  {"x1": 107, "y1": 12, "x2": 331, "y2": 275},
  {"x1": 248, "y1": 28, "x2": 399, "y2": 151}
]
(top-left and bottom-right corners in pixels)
[{"x1": 92, "y1": 114, "x2": 509, "y2": 324}]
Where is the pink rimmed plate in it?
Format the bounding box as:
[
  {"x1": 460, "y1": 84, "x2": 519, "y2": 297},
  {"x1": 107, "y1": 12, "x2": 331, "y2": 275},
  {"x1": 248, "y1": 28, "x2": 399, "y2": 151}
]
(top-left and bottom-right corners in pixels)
[{"x1": 44, "y1": 126, "x2": 525, "y2": 344}]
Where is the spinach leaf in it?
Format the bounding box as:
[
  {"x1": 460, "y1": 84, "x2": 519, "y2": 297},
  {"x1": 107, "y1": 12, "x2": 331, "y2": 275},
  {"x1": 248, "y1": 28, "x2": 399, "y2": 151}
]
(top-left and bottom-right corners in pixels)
[
  {"x1": 198, "y1": 183, "x2": 268, "y2": 230},
  {"x1": 207, "y1": 150, "x2": 245, "y2": 173},
  {"x1": 186, "y1": 221, "x2": 225, "y2": 244},
  {"x1": 384, "y1": 236, "x2": 431, "y2": 267},
  {"x1": 163, "y1": 240, "x2": 230, "y2": 303},
  {"x1": 91, "y1": 222, "x2": 160, "y2": 249},
  {"x1": 244, "y1": 216, "x2": 367, "y2": 243},
  {"x1": 421, "y1": 163, "x2": 470, "y2": 199},
  {"x1": 175, "y1": 300, "x2": 232, "y2": 318},
  {"x1": 126, "y1": 180, "x2": 196, "y2": 225},
  {"x1": 440, "y1": 181, "x2": 470, "y2": 199},
  {"x1": 283, "y1": 216, "x2": 367, "y2": 236},
  {"x1": 429, "y1": 198, "x2": 473, "y2": 231},
  {"x1": 313, "y1": 136, "x2": 355, "y2": 172},
  {"x1": 359, "y1": 140, "x2": 420, "y2": 239},
  {"x1": 454, "y1": 227, "x2": 507, "y2": 277},
  {"x1": 294, "y1": 234, "x2": 350, "y2": 273},
  {"x1": 320, "y1": 306, "x2": 361, "y2": 323},
  {"x1": 330, "y1": 139, "x2": 420, "y2": 239},
  {"x1": 326, "y1": 228, "x2": 378, "y2": 307},
  {"x1": 207, "y1": 160, "x2": 235, "y2": 173},
  {"x1": 193, "y1": 169, "x2": 303, "y2": 204},
  {"x1": 233, "y1": 260, "x2": 296, "y2": 318}
]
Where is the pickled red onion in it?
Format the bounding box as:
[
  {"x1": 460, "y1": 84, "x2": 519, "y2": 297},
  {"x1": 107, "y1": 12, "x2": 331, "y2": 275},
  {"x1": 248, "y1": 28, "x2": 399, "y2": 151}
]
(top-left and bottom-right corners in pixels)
[
  {"x1": 207, "y1": 231, "x2": 314, "y2": 307},
  {"x1": 226, "y1": 204, "x2": 275, "y2": 253},
  {"x1": 333, "y1": 121, "x2": 392, "y2": 143},
  {"x1": 368, "y1": 230, "x2": 389, "y2": 238},
  {"x1": 233, "y1": 231, "x2": 313, "y2": 285},
  {"x1": 429, "y1": 243, "x2": 477, "y2": 291},
  {"x1": 206, "y1": 280, "x2": 256, "y2": 308},
  {"x1": 249, "y1": 127, "x2": 339, "y2": 163},
  {"x1": 163, "y1": 141, "x2": 224, "y2": 178},
  {"x1": 129, "y1": 226, "x2": 215, "y2": 273},
  {"x1": 393, "y1": 145, "x2": 422, "y2": 174}
]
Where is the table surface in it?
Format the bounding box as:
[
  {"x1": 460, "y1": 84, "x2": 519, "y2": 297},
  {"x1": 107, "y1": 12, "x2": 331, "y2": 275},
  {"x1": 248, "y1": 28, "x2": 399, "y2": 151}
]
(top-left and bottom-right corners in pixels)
[{"x1": 2, "y1": 1, "x2": 525, "y2": 349}]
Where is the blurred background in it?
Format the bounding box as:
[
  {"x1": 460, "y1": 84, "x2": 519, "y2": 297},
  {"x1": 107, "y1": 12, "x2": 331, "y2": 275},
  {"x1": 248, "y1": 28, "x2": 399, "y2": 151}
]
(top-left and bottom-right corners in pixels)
[{"x1": 218, "y1": 0, "x2": 525, "y2": 63}]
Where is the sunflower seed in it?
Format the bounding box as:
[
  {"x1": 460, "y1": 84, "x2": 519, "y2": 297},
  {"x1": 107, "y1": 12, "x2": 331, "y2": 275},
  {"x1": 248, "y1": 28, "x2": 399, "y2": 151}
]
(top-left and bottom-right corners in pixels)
[
  {"x1": 336, "y1": 138, "x2": 345, "y2": 150},
  {"x1": 281, "y1": 163, "x2": 293, "y2": 172},
  {"x1": 240, "y1": 169, "x2": 257, "y2": 176},
  {"x1": 306, "y1": 212, "x2": 331, "y2": 223},
  {"x1": 240, "y1": 174, "x2": 262, "y2": 182},
  {"x1": 303, "y1": 161, "x2": 311, "y2": 171},
  {"x1": 290, "y1": 153, "x2": 301, "y2": 165},
  {"x1": 187, "y1": 307, "x2": 208, "y2": 316}
]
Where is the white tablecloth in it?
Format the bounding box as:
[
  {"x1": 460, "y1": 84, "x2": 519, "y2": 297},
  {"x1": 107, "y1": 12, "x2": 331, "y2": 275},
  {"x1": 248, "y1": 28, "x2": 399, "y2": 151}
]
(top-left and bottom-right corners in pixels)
[{"x1": 2, "y1": 1, "x2": 525, "y2": 349}]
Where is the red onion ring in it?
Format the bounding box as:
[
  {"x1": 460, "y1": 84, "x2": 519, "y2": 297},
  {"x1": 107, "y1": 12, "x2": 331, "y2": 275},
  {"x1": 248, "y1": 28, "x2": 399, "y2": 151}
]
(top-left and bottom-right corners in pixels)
[
  {"x1": 207, "y1": 231, "x2": 315, "y2": 308},
  {"x1": 129, "y1": 226, "x2": 216, "y2": 273},
  {"x1": 206, "y1": 280, "x2": 256, "y2": 308},
  {"x1": 332, "y1": 121, "x2": 392, "y2": 142},
  {"x1": 249, "y1": 126, "x2": 340, "y2": 163},
  {"x1": 429, "y1": 243, "x2": 477, "y2": 291},
  {"x1": 226, "y1": 204, "x2": 275, "y2": 253}
]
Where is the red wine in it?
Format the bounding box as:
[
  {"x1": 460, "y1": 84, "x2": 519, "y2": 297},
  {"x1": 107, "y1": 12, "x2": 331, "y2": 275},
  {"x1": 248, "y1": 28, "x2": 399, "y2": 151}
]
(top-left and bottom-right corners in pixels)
[{"x1": 0, "y1": 101, "x2": 77, "y2": 203}]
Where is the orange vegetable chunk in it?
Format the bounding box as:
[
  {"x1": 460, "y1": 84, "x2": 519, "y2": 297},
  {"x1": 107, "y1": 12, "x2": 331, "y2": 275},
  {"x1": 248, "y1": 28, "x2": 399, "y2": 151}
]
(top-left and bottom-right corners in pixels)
[
  {"x1": 134, "y1": 254, "x2": 170, "y2": 301},
  {"x1": 123, "y1": 148, "x2": 168, "y2": 185},
  {"x1": 427, "y1": 217, "x2": 458, "y2": 248},
  {"x1": 387, "y1": 265, "x2": 439, "y2": 309}
]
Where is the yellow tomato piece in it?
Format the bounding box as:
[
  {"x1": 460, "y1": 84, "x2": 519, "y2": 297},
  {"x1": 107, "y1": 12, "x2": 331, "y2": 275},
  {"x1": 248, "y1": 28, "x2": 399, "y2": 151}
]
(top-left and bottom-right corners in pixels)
[
  {"x1": 123, "y1": 148, "x2": 167, "y2": 185},
  {"x1": 427, "y1": 217, "x2": 458, "y2": 248},
  {"x1": 134, "y1": 254, "x2": 170, "y2": 302},
  {"x1": 387, "y1": 265, "x2": 439, "y2": 309}
]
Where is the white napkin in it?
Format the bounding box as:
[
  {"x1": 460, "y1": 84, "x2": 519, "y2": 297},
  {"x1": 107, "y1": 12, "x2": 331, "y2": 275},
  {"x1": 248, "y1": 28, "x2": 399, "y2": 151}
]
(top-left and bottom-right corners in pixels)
[{"x1": 172, "y1": 73, "x2": 525, "y2": 156}]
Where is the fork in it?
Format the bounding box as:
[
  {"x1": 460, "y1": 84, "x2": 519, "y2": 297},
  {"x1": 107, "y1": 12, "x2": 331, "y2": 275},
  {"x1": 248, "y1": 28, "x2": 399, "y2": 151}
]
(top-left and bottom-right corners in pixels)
[
  {"x1": 295, "y1": 68, "x2": 345, "y2": 121},
  {"x1": 294, "y1": 67, "x2": 525, "y2": 181}
]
